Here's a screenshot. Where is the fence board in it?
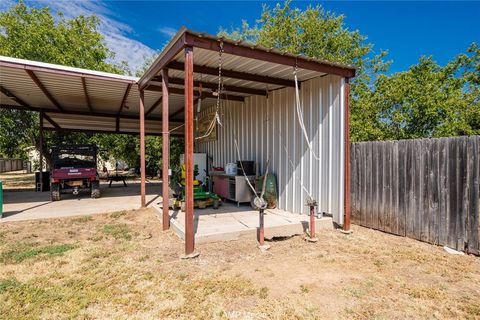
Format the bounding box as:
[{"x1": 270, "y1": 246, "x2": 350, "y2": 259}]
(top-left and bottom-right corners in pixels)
[
  {"x1": 0, "y1": 159, "x2": 23, "y2": 173},
  {"x1": 351, "y1": 136, "x2": 480, "y2": 255}
]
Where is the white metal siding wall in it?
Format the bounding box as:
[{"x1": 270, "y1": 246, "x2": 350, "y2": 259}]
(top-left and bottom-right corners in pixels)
[{"x1": 197, "y1": 75, "x2": 345, "y2": 223}]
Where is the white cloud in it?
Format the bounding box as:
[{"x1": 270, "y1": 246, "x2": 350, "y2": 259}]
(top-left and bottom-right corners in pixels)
[
  {"x1": 158, "y1": 26, "x2": 177, "y2": 39},
  {"x1": 1, "y1": 0, "x2": 155, "y2": 73}
]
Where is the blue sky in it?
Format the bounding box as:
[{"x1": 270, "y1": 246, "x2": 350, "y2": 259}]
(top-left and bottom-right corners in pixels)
[{"x1": 1, "y1": 1, "x2": 479, "y2": 74}]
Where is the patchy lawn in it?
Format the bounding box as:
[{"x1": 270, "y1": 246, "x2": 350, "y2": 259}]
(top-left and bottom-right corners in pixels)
[
  {"x1": 0, "y1": 170, "x2": 35, "y2": 189},
  {"x1": 0, "y1": 208, "x2": 479, "y2": 319}
]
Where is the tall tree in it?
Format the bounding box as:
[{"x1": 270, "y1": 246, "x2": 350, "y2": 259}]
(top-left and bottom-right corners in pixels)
[
  {"x1": 220, "y1": 1, "x2": 479, "y2": 141},
  {"x1": 372, "y1": 44, "x2": 480, "y2": 139},
  {"x1": 0, "y1": 1, "x2": 126, "y2": 163},
  {"x1": 219, "y1": 0, "x2": 391, "y2": 142}
]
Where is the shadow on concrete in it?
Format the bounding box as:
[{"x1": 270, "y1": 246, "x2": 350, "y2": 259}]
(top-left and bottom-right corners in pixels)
[{"x1": 3, "y1": 182, "x2": 162, "y2": 204}]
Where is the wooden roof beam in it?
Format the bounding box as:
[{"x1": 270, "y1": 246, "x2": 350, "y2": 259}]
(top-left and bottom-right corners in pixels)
[
  {"x1": 166, "y1": 61, "x2": 295, "y2": 88},
  {"x1": 117, "y1": 83, "x2": 132, "y2": 115},
  {"x1": 152, "y1": 76, "x2": 267, "y2": 96},
  {"x1": 42, "y1": 112, "x2": 61, "y2": 129},
  {"x1": 0, "y1": 85, "x2": 35, "y2": 111},
  {"x1": 145, "y1": 96, "x2": 162, "y2": 117},
  {"x1": 184, "y1": 32, "x2": 356, "y2": 78},
  {"x1": 81, "y1": 77, "x2": 94, "y2": 113},
  {"x1": 0, "y1": 104, "x2": 162, "y2": 121},
  {"x1": 145, "y1": 85, "x2": 245, "y2": 102},
  {"x1": 138, "y1": 31, "x2": 187, "y2": 90},
  {"x1": 25, "y1": 70, "x2": 64, "y2": 111}
]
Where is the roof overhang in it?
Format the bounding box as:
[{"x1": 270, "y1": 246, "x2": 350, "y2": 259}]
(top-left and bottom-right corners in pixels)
[
  {"x1": 1, "y1": 27, "x2": 356, "y2": 135},
  {"x1": 138, "y1": 27, "x2": 356, "y2": 91}
]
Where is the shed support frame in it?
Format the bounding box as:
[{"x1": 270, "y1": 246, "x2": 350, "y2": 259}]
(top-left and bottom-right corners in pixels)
[
  {"x1": 184, "y1": 46, "x2": 195, "y2": 255},
  {"x1": 39, "y1": 111, "x2": 44, "y2": 191},
  {"x1": 139, "y1": 89, "x2": 146, "y2": 207},
  {"x1": 343, "y1": 78, "x2": 351, "y2": 231},
  {"x1": 161, "y1": 68, "x2": 170, "y2": 230}
]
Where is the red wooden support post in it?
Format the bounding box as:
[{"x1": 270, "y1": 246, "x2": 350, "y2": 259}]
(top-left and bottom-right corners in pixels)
[
  {"x1": 38, "y1": 111, "x2": 44, "y2": 192},
  {"x1": 161, "y1": 69, "x2": 170, "y2": 230},
  {"x1": 139, "y1": 89, "x2": 146, "y2": 208},
  {"x1": 343, "y1": 78, "x2": 351, "y2": 231},
  {"x1": 309, "y1": 205, "x2": 316, "y2": 238},
  {"x1": 258, "y1": 208, "x2": 265, "y2": 246},
  {"x1": 184, "y1": 46, "x2": 195, "y2": 255}
]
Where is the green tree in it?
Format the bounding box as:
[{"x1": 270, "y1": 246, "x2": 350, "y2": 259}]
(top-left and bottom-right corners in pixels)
[
  {"x1": 221, "y1": 1, "x2": 480, "y2": 141},
  {"x1": 0, "y1": 1, "x2": 126, "y2": 163},
  {"x1": 219, "y1": 0, "x2": 391, "y2": 142},
  {"x1": 372, "y1": 44, "x2": 480, "y2": 139}
]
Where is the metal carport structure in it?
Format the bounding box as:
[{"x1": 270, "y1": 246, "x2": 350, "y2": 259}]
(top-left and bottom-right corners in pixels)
[
  {"x1": 138, "y1": 28, "x2": 355, "y2": 255},
  {"x1": 1, "y1": 27, "x2": 355, "y2": 256}
]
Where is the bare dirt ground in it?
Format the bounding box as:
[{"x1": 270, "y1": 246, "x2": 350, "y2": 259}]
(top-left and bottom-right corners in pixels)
[
  {"x1": 0, "y1": 208, "x2": 479, "y2": 319},
  {"x1": 0, "y1": 170, "x2": 35, "y2": 189}
]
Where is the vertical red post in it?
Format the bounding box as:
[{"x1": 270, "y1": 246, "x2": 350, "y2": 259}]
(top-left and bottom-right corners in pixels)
[
  {"x1": 38, "y1": 111, "x2": 44, "y2": 192},
  {"x1": 184, "y1": 46, "x2": 195, "y2": 255},
  {"x1": 139, "y1": 89, "x2": 146, "y2": 208},
  {"x1": 258, "y1": 208, "x2": 265, "y2": 245},
  {"x1": 309, "y1": 205, "x2": 316, "y2": 238},
  {"x1": 161, "y1": 69, "x2": 170, "y2": 230},
  {"x1": 343, "y1": 78, "x2": 351, "y2": 231}
]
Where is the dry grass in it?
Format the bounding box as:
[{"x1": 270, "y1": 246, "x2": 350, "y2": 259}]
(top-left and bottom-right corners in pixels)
[
  {"x1": 0, "y1": 170, "x2": 35, "y2": 189},
  {"x1": 0, "y1": 208, "x2": 479, "y2": 319}
]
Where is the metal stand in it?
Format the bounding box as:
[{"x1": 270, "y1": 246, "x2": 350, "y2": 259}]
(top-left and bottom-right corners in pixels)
[
  {"x1": 256, "y1": 198, "x2": 270, "y2": 251},
  {"x1": 305, "y1": 198, "x2": 318, "y2": 242}
]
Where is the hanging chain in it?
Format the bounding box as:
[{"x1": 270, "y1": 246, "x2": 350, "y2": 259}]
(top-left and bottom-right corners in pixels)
[
  {"x1": 195, "y1": 41, "x2": 224, "y2": 141},
  {"x1": 216, "y1": 41, "x2": 224, "y2": 113}
]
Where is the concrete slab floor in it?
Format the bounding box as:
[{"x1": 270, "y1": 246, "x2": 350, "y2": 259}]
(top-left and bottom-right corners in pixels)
[
  {"x1": 152, "y1": 199, "x2": 334, "y2": 243},
  {"x1": 1, "y1": 181, "x2": 162, "y2": 222}
]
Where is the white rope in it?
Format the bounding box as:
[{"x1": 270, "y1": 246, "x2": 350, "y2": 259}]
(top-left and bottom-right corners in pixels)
[
  {"x1": 195, "y1": 41, "x2": 224, "y2": 141},
  {"x1": 234, "y1": 137, "x2": 261, "y2": 202},
  {"x1": 195, "y1": 114, "x2": 218, "y2": 140},
  {"x1": 169, "y1": 123, "x2": 185, "y2": 133},
  {"x1": 282, "y1": 140, "x2": 314, "y2": 201},
  {"x1": 294, "y1": 67, "x2": 321, "y2": 161}
]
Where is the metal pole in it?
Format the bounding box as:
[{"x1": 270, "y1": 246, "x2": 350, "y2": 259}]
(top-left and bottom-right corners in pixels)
[
  {"x1": 305, "y1": 199, "x2": 318, "y2": 242},
  {"x1": 184, "y1": 46, "x2": 195, "y2": 256},
  {"x1": 139, "y1": 89, "x2": 146, "y2": 207},
  {"x1": 258, "y1": 208, "x2": 265, "y2": 246},
  {"x1": 309, "y1": 205, "x2": 316, "y2": 238},
  {"x1": 343, "y1": 78, "x2": 351, "y2": 232},
  {"x1": 39, "y1": 111, "x2": 44, "y2": 192},
  {"x1": 161, "y1": 69, "x2": 170, "y2": 230}
]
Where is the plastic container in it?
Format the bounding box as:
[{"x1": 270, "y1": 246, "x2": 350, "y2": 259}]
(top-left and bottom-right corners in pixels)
[{"x1": 225, "y1": 163, "x2": 237, "y2": 175}]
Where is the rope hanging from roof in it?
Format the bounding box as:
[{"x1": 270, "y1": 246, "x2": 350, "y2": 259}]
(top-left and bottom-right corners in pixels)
[
  {"x1": 195, "y1": 41, "x2": 223, "y2": 141},
  {"x1": 293, "y1": 64, "x2": 322, "y2": 161}
]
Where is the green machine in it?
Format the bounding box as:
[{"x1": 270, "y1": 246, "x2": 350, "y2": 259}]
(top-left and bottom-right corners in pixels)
[
  {"x1": 252, "y1": 173, "x2": 278, "y2": 209},
  {"x1": 172, "y1": 164, "x2": 221, "y2": 211}
]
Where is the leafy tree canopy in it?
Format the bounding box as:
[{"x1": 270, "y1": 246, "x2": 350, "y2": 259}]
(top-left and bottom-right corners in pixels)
[
  {"x1": 0, "y1": 1, "x2": 167, "y2": 172},
  {"x1": 373, "y1": 45, "x2": 480, "y2": 139},
  {"x1": 220, "y1": 1, "x2": 479, "y2": 141}
]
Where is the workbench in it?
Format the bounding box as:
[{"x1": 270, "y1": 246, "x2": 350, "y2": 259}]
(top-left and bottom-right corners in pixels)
[{"x1": 210, "y1": 172, "x2": 256, "y2": 206}]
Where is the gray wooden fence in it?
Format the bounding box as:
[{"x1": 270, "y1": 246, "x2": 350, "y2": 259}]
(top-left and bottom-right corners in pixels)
[
  {"x1": 350, "y1": 136, "x2": 479, "y2": 255},
  {"x1": 0, "y1": 158, "x2": 24, "y2": 173}
]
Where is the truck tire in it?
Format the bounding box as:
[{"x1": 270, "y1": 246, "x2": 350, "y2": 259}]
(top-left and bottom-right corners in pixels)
[
  {"x1": 91, "y1": 181, "x2": 101, "y2": 198},
  {"x1": 51, "y1": 183, "x2": 61, "y2": 201}
]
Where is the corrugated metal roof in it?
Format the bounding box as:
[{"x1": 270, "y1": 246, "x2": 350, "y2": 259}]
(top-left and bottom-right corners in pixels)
[
  {"x1": 1, "y1": 27, "x2": 356, "y2": 135},
  {"x1": 139, "y1": 27, "x2": 355, "y2": 90}
]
